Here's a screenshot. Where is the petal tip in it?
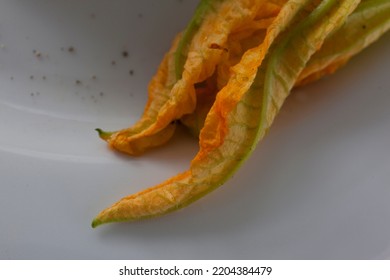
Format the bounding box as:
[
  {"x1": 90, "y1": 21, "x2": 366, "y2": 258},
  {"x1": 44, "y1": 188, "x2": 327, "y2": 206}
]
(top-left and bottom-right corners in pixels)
[
  {"x1": 91, "y1": 218, "x2": 102, "y2": 228},
  {"x1": 95, "y1": 128, "x2": 113, "y2": 141}
]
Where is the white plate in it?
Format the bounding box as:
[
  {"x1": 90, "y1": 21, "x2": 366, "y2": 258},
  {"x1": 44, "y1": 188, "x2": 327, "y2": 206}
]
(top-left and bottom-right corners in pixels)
[{"x1": 1, "y1": 0, "x2": 389, "y2": 259}]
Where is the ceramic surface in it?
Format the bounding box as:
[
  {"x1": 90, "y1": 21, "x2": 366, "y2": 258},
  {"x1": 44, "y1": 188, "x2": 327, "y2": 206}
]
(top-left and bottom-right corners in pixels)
[{"x1": 0, "y1": 0, "x2": 389, "y2": 259}]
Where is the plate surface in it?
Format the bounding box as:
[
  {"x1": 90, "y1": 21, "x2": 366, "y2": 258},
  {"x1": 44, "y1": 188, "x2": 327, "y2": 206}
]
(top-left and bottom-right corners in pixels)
[{"x1": 1, "y1": 0, "x2": 389, "y2": 259}]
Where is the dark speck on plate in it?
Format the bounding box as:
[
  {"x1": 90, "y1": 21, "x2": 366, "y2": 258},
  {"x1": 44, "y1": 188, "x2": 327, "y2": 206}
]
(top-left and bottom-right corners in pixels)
[
  {"x1": 122, "y1": 51, "x2": 129, "y2": 58},
  {"x1": 33, "y1": 49, "x2": 42, "y2": 58}
]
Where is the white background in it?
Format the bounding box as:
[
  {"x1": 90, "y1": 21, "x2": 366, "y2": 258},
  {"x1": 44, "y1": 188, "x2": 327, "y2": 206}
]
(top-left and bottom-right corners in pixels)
[{"x1": 0, "y1": 0, "x2": 389, "y2": 259}]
